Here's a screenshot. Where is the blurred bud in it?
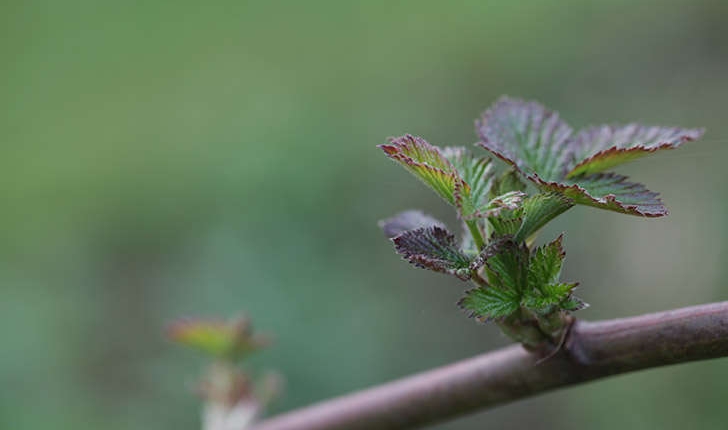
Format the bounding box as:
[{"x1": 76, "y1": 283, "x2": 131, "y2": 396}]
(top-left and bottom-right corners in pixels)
[{"x1": 166, "y1": 314, "x2": 270, "y2": 361}]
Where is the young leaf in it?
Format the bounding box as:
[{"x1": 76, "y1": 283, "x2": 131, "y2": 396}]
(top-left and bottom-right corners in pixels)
[
  {"x1": 490, "y1": 169, "x2": 527, "y2": 199},
  {"x1": 514, "y1": 193, "x2": 574, "y2": 242},
  {"x1": 471, "y1": 238, "x2": 530, "y2": 293},
  {"x1": 476, "y1": 96, "x2": 704, "y2": 217},
  {"x1": 527, "y1": 234, "x2": 566, "y2": 288},
  {"x1": 488, "y1": 215, "x2": 523, "y2": 237},
  {"x1": 392, "y1": 226, "x2": 471, "y2": 280},
  {"x1": 482, "y1": 190, "x2": 529, "y2": 239},
  {"x1": 522, "y1": 282, "x2": 581, "y2": 315},
  {"x1": 457, "y1": 286, "x2": 521, "y2": 322},
  {"x1": 379, "y1": 135, "x2": 466, "y2": 207},
  {"x1": 532, "y1": 173, "x2": 664, "y2": 217},
  {"x1": 441, "y1": 146, "x2": 495, "y2": 216},
  {"x1": 561, "y1": 295, "x2": 589, "y2": 311},
  {"x1": 482, "y1": 190, "x2": 527, "y2": 218},
  {"x1": 379, "y1": 136, "x2": 496, "y2": 218},
  {"x1": 167, "y1": 316, "x2": 269, "y2": 360},
  {"x1": 567, "y1": 124, "x2": 704, "y2": 177},
  {"x1": 379, "y1": 210, "x2": 446, "y2": 238},
  {"x1": 477, "y1": 97, "x2": 574, "y2": 182}
]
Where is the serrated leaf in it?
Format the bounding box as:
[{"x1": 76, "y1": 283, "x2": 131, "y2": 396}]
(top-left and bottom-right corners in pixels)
[
  {"x1": 528, "y1": 234, "x2": 565, "y2": 288},
  {"x1": 490, "y1": 169, "x2": 528, "y2": 198},
  {"x1": 522, "y1": 235, "x2": 585, "y2": 315},
  {"x1": 562, "y1": 295, "x2": 589, "y2": 311},
  {"x1": 379, "y1": 135, "x2": 465, "y2": 207},
  {"x1": 533, "y1": 173, "x2": 665, "y2": 217},
  {"x1": 567, "y1": 124, "x2": 704, "y2": 177},
  {"x1": 488, "y1": 216, "x2": 523, "y2": 237},
  {"x1": 476, "y1": 96, "x2": 704, "y2": 217},
  {"x1": 442, "y1": 146, "x2": 495, "y2": 216},
  {"x1": 167, "y1": 316, "x2": 269, "y2": 360},
  {"x1": 514, "y1": 193, "x2": 574, "y2": 242},
  {"x1": 522, "y1": 282, "x2": 579, "y2": 315},
  {"x1": 392, "y1": 226, "x2": 471, "y2": 280},
  {"x1": 471, "y1": 238, "x2": 529, "y2": 293},
  {"x1": 379, "y1": 136, "x2": 496, "y2": 218},
  {"x1": 477, "y1": 97, "x2": 574, "y2": 181},
  {"x1": 481, "y1": 191, "x2": 527, "y2": 218},
  {"x1": 484, "y1": 189, "x2": 528, "y2": 239},
  {"x1": 457, "y1": 286, "x2": 521, "y2": 322},
  {"x1": 379, "y1": 210, "x2": 446, "y2": 238}
]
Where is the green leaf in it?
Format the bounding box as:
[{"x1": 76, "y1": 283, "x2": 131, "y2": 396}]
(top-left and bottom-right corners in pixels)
[
  {"x1": 481, "y1": 191, "x2": 527, "y2": 218},
  {"x1": 392, "y1": 226, "x2": 471, "y2": 280},
  {"x1": 379, "y1": 135, "x2": 466, "y2": 207},
  {"x1": 562, "y1": 295, "x2": 589, "y2": 311},
  {"x1": 514, "y1": 193, "x2": 574, "y2": 242},
  {"x1": 167, "y1": 316, "x2": 269, "y2": 360},
  {"x1": 457, "y1": 286, "x2": 521, "y2": 322},
  {"x1": 522, "y1": 282, "x2": 580, "y2": 315},
  {"x1": 490, "y1": 169, "x2": 527, "y2": 198},
  {"x1": 488, "y1": 216, "x2": 523, "y2": 237},
  {"x1": 482, "y1": 188, "x2": 528, "y2": 238},
  {"x1": 378, "y1": 210, "x2": 445, "y2": 238},
  {"x1": 521, "y1": 235, "x2": 587, "y2": 315},
  {"x1": 476, "y1": 97, "x2": 573, "y2": 182},
  {"x1": 472, "y1": 238, "x2": 529, "y2": 293},
  {"x1": 533, "y1": 173, "x2": 665, "y2": 217},
  {"x1": 476, "y1": 96, "x2": 704, "y2": 217},
  {"x1": 567, "y1": 124, "x2": 704, "y2": 177},
  {"x1": 442, "y1": 146, "x2": 495, "y2": 217},
  {"x1": 475, "y1": 191, "x2": 527, "y2": 241},
  {"x1": 379, "y1": 136, "x2": 496, "y2": 218},
  {"x1": 528, "y1": 234, "x2": 565, "y2": 288}
]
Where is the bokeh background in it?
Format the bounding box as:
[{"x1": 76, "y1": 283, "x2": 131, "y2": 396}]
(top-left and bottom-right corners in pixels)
[{"x1": 2, "y1": 1, "x2": 728, "y2": 429}]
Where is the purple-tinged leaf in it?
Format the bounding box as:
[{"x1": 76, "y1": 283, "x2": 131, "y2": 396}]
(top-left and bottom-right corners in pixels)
[
  {"x1": 476, "y1": 96, "x2": 574, "y2": 182},
  {"x1": 379, "y1": 135, "x2": 466, "y2": 207},
  {"x1": 392, "y1": 226, "x2": 471, "y2": 280},
  {"x1": 379, "y1": 136, "x2": 498, "y2": 218},
  {"x1": 475, "y1": 96, "x2": 704, "y2": 217},
  {"x1": 480, "y1": 191, "x2": 527, "y2": 218},
  {"x1": 567, "y1": 124, "x2": 704, "y2": 177},
  {"x1": 533, "y1": 173, "x2": 666, "y2": 217},
  {"x1": 378, "y1": 210, "x2": 445, "y2": 239}
]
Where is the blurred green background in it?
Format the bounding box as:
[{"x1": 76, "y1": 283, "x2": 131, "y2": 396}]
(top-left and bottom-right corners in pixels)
[{"x1": 2, "y1": 0, "x2": 728, "y2": 429}]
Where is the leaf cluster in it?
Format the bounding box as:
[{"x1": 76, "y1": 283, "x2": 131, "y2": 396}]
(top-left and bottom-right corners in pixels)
[
  {"x1": 459, "y1": 234, "x2": 585, "y2": 323},
  {"x1": 379, "y1": 96, "x2": 703, "y2": 346},
  {"x1": 477, "y1": 97, "x2": 703, "y2": 217}
]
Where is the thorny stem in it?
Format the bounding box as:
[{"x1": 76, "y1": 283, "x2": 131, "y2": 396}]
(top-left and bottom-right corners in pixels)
[{"x1": 249, "y1": 301, "x2": 728, "y2": 430}]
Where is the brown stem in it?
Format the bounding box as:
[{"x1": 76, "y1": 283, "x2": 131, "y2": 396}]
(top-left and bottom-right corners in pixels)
[{"x1": 249, "y1": 301, "x2": 728, "y2": 430}]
